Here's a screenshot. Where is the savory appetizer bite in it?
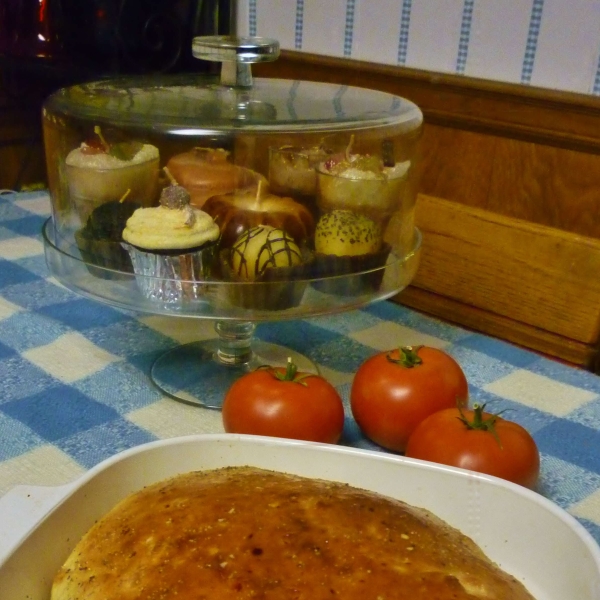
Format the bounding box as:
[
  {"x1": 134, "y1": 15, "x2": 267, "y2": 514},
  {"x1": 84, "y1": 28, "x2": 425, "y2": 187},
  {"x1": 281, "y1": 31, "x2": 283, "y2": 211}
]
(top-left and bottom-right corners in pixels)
[
  {"x1": 221, "y1": 224, "x2": 310, "y2": 310},
  {"x1": 121, "y1": 170, "x2": 220, "y2": 303},
  {"x1": 165, "y1": 146, "x2": 266, "y2": 209},
  {"x1": 65, "y1": 126, "x2": 159, "y2": 223},
  {"x1": 202, "y1": 180, "x2": 315, "y2": 248},
  {"x1": 316, "y1": 136, "x2": 410, "y2": 220}
]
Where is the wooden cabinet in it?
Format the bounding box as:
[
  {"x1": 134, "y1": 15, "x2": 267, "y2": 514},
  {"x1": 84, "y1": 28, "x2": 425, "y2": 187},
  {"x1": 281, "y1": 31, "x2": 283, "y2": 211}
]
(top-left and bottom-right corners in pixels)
[{"x1": 255, "y1": 51, "x2": 600, "y2": 370}]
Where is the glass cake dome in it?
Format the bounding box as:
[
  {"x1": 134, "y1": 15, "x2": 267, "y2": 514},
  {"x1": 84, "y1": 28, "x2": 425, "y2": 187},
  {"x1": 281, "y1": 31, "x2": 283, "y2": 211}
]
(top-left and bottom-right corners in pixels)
[{"x1": 41, "y1": 36, "x2": 424, "y2": 407}]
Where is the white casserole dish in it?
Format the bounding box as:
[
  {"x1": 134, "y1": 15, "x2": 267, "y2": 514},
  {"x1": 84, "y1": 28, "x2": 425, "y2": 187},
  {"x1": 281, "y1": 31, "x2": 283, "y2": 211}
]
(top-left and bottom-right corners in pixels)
[{"x1": 0, "y1": 433, "x2": 599, "y2": 600}]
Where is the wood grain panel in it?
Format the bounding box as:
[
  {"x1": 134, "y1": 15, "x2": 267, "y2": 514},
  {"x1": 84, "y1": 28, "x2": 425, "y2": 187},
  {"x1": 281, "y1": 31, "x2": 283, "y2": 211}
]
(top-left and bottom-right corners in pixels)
[
  {"x1": 418, "y1": 124, "x2": 495, "y2": 208},
  {"x1": 487, "y1": 140, "x2": 600, "y2": 238},
  {"x1": 398, "y1": 287, "x2": 598, "y2": 369},
  {"x1": 417, "y1": 131, "x2": 600, "y2": 237},
  {"x1": 406, "y1": 195, "x2": 600, "y2": 345},
  {"x1": 260, "y1": 53, "x2": 600, "y2": 367}
]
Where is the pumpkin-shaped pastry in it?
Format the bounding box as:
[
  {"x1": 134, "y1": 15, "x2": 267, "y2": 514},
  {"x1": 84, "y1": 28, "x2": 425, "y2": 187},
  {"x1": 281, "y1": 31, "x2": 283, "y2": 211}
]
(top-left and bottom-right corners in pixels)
[
  {"x1": 203, "y1": 181, "x2": 315, "y2": 248},
  {"x1": 166, "y1": 147, "x2": 265, "y2": 209}
]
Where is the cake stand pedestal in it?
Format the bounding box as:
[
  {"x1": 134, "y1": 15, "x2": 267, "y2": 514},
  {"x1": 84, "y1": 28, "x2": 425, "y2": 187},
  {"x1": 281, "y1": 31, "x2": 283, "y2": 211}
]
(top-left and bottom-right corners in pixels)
[{"x1": 150, "y1": 320, "x2": 317, "y2": 409}]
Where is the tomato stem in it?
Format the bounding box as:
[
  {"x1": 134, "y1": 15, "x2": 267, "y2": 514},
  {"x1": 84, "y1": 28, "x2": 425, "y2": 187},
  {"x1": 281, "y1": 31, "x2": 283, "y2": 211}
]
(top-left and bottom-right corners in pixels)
[
  {"x1": 458, "y1": 403, "x2": 504, "y2": 447},
  {"x1": 269, "y1": 357, "x2": 311, "y2": 386},
  {"x1": 386, "y1": 345, "x2": 424, "y2": 368}
]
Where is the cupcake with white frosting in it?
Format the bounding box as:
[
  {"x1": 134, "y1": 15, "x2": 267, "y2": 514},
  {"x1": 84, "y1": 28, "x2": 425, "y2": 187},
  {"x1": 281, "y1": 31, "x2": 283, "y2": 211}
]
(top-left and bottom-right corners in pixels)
[
  {"x1": 316, "y1": 137, "x2": 410, "y2": 222},
  {"x1": 66, "y1": 127, "x2": 159, "y2": 223},
  {"x1": 122, "y1": 176, "x2": 220, "y2": 304}
]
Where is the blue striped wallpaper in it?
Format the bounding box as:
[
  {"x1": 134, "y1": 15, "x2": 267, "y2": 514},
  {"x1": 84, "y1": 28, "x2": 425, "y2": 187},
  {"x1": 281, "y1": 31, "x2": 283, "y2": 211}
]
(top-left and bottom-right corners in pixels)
[
  {"x1": 343, "y1": 0, "x2": 356, "y2": 57},
  {"x1": 248, "y1": 0, "x2": 257, "y2": 37},
  {"x1": 238, "y1": 0, "x2": 600, "y2": 96},
  {"x1": 456, "y1": 0, "x2": 475, "y2": 74},
  {"x1": 521, "y1": 0, "x2": 545, "y2": 84},
  {"x1": 397, "y1": 0, "x2": 412, "y2": 66},
  {"x1": 294, "y1": 0, "x2": 304, "y2": 50}
]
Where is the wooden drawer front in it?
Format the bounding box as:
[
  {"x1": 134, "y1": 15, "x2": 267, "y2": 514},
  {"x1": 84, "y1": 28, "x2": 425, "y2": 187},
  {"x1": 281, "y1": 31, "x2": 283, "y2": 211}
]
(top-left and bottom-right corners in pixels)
[{"x1": 398, "y1": 194, "x2": 600, "y2": 367}]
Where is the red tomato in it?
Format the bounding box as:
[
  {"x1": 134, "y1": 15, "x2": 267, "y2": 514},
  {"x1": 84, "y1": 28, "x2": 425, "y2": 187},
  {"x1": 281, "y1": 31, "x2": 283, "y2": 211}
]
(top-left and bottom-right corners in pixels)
[
  {"x1": 405, "y1": 404, "x2": 540, "y2": 489},
  {"x1": 350, "y1": 346, "x2": 468, "y2": 452},
  {"x1": 222, "y1": 359, "x2": 344, "y2": 444}
]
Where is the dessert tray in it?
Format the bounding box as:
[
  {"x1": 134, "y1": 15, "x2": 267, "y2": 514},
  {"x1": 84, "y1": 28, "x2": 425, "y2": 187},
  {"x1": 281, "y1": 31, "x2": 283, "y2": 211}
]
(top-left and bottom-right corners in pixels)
[
  {"x1": 0, "y1": 434, "x2": 599, "y2": 600},
  {"x1": 41, "y1": 36, "x2": 423, "y2": 406}
]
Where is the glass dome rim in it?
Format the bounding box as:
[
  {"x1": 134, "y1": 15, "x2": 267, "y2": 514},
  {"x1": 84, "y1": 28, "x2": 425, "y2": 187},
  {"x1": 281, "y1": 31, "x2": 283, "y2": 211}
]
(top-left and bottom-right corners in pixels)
[{"x1": 43, "y1": 73, "x2": 424, "y2": 134}]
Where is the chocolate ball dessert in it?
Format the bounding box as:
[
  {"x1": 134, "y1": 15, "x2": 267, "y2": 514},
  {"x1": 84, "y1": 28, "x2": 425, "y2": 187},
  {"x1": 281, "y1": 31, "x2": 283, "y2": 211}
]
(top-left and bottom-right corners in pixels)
[{"x1": 221, "y1": 225, "x2": 311, "y2": 310}]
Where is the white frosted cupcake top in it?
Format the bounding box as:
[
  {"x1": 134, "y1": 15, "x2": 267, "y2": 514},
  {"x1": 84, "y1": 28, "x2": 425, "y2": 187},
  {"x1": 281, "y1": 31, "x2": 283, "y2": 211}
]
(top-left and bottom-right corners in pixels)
[
  {"x1": 122, "y1": 205, "x2": 220, "y2": 250},
  {"x1": 66, "y1": 143, "x2": 159, "y2": 170},
  {"x1": 324, "y1": 160, "x2": 411, "y2": 181}
]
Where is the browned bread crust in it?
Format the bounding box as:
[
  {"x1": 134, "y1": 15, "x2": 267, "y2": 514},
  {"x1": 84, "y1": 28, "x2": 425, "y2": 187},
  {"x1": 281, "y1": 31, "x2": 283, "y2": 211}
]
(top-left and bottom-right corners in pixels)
[{"x1": 51, "y1": 466, "x2": 536, "y2": 600}]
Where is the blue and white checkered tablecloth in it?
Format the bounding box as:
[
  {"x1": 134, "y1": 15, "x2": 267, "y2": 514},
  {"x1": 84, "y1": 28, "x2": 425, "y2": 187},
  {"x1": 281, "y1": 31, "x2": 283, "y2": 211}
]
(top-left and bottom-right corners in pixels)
[{"x1": 1, "y1": 191, "x2": 600, "y2": 548}]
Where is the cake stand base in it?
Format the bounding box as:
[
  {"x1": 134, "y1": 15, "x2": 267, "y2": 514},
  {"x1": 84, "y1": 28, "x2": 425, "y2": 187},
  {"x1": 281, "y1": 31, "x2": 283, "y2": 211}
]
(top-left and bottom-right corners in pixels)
[{"x1": 151, "y1": 337, "x2": 319, "y2": 409}]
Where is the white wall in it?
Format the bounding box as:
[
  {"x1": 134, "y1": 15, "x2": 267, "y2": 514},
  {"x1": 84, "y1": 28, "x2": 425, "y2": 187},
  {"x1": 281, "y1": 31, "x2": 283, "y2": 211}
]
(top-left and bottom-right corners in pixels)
[{"x1": 237, "y1": 0, "x2": 600, "y2": 96}]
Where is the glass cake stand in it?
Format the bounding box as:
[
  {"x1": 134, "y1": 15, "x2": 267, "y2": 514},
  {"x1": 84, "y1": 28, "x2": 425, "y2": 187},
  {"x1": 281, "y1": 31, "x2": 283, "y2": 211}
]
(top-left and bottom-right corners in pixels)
[
  {"x1": 43, "y1": 220, "x2": 421, "y2": 408},
  {"x1": 41, "y1": 35, "x2": 424, "y2": 409}
]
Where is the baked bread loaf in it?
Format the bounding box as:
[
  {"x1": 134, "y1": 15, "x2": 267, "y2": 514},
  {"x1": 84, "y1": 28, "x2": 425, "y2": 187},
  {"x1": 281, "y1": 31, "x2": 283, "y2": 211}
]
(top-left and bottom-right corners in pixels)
[{"x1": 51, "y1": 466, "x2": 536, "y2": 600}]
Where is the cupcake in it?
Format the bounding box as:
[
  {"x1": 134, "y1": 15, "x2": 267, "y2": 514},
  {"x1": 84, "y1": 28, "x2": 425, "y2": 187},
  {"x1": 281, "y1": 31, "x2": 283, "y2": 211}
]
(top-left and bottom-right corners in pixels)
[
  {"x1": 312, "y1": 210, "x2": 390, "y2": 296},
  {"x1": 66, "y1": 126, "x2": 159, "y2": 223},
  {"x1": 268, "y1": 142, "x2": 333, "y2": 215},
  {"x1": 165, "y1": 147, "x2": 266, "y2": 209},
  {"x1": 316, "y1": 138, "x2": 410, "y2": 222},
  {"x1": 122, "y1": 180, "x2": 220, "y2": 304},
  {"x1": 75, "y1": 196, "x2": 140, "y2": 279},
  {"x1": 221, "y1": 225, "x2": 310, "y2": 310}
]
